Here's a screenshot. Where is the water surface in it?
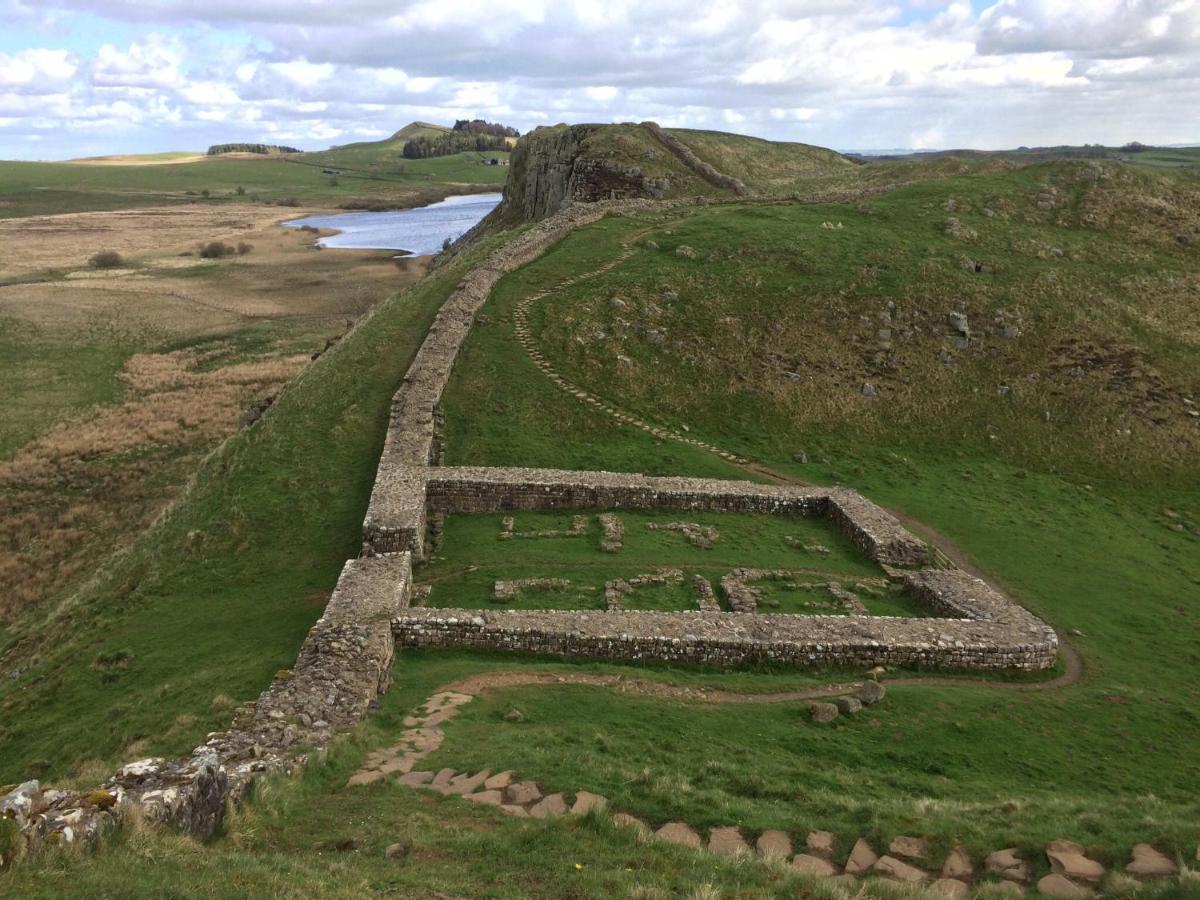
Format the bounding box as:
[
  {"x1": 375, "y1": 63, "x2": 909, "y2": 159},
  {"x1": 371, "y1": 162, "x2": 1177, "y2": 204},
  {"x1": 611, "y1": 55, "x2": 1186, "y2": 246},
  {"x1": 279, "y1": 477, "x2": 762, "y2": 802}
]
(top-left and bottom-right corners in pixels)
[{"x1": 285, "y1": 192, "x2": 501, "y2": 256}]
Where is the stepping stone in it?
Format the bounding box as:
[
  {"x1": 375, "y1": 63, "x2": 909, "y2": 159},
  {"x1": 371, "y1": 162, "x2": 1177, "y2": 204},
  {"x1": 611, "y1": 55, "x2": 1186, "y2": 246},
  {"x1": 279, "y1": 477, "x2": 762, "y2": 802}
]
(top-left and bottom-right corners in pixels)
[
  {"x1": 806, "y1": 830, "x2": 836, "y2": 857},
  {"x1": 483, "y1": 771, "x2": 515, "y2": 791},
  {"x1": 1038, "y1": 874, "x2": 1093, "y2": 898},
  {"x1": 708, "y1": 827, "x2": 750, "y2": 855},
  {"x1": 1126, "y1": 843, "x2": 1177, "y2": 877},
  {"x1": 346, "y1": 770, "x2": 383, "y2": 787},
  {"x1": 398, "y1": 771, "x2": 434, "y2": 787},
  {"x1": 985, "y1": 848, "x2": 1031, "y2": 883},
  {"x1": 445, "y1": 770, "x2": 491, "y2": 796},
  {"x1": 431, "y1": 768, "x2": 456, "y2": 788},
  {"x1": 655, "y1": 822, "x2": 702, "y2": 849},
  {"x1": 1046, "y1": 839, "x2": 1104, "y2": 882},
  {"x1": 528, "y1": 793, "x2": 568, "y2": 819},
  {"x1": 844, "y1": 838, "x2": 879, "y2": 875},
  {"x1": 463, "y1": 790, "x2": 504, "y2": 807},
  {"x1": 929, "y1": 878, "x2": 970, "y2": 898},
  {"x1": 612, "y1": 813, "x2": 650, "y2": 835},
  {"x1": 873, "y1": 854, "x2": 929, "y2": 882},
  {"x1": 570, "y1": 791, "x2": 608, "y2": 816},
  {"x1": 756, "y1": 830, "x2": 792, "y2": 859},
  {"x1": 890, "y1": 835, "x2": 931, "y2": 861},
  {"x1": 378, "y1": 758, "x2": 414, "y2": 776},
  {"x1": 500, "y1": 804, "x2": 529, "y2": 818},
  {"x1": 791, "y1": 853, "x2": 837, "y2": 877},
  {"x1": 503, "y1": 782, "x2": 542, "y2": 806},
  {"x1": 941, "y1": 847, "x2": 973, "y2": 879}
]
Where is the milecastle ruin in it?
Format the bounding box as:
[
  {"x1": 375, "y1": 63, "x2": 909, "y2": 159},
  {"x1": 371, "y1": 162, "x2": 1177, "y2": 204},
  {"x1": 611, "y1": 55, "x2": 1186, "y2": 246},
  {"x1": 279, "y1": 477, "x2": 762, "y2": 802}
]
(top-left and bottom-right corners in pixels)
[{"x1": 4, "y1": 196, "x2": 1058, "y2": 851}]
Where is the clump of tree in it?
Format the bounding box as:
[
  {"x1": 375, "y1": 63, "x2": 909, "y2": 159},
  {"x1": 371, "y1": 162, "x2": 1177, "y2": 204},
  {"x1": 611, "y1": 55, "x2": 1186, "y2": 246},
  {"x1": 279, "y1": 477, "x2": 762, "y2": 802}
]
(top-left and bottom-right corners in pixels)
[
  {"x1": 199, "y1": 240, "x2": 252, "y2": 259},
  {"x1": 206, "y1": 143, "x2": 300, "y2": 156},
  {"x1": 453, "y1": 119, "x2": 519, "y2": 138},
  {"x1": 403, "y1": 132, "x2": 510, "y2": 159}
]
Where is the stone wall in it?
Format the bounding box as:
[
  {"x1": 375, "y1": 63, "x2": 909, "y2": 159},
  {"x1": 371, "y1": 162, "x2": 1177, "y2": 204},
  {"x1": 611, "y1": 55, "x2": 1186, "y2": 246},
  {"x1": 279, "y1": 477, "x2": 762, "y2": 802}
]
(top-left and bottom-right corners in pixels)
[
  {"x1": 5, "y1": 553, "x2": 413, "y2": 849},
  {"x1": 423, "y1": 466, "x2": 928, "y2": 568},
  {"x1": 361, "y1": 199, "x2": 665, "y2": 557},
  {"x1": 392, "y1": 605, "x2": 1058, "y2": 672}
]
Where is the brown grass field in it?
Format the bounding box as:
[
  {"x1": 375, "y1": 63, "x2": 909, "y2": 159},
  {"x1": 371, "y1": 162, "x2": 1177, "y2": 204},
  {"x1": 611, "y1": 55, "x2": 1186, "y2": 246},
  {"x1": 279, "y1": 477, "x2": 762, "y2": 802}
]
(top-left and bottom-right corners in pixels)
[{"x1": 0, "y1": 202, "x2": 429, "y2": 624}]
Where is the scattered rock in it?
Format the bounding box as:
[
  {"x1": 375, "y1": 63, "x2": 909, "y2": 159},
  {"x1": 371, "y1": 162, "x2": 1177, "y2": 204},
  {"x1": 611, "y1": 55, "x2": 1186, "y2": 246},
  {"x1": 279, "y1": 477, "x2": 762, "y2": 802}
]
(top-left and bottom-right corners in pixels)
[
  {"x1": 792, "y1": 451, "x2": 809, "y2": 464},
  {"x1": 890, "y1": 835, "x2": 930, "y2": 860},
  {"x1": 757, "y1": 829, "x2": 793, "y2": 859},
  {"x1": 483, "y1": 771, "x2": 515, "y2": 791},
  {"x1": 858, "y1": 681, "x2": 886, "y2": 706},
  {"x1": 1046, "y1": 839, "x2": 1104, "y2": 882},
  {"x1": 860, "y1": 383, "x2": 879, "y2": 399},
  {"x1": 807, "y1": 830, "x2": 836, "y2": 857},
  {"x1": 384, "y1": 840, "x2": 410, "y2": 859},
  {"x1": 503, "y1": 708, "x2": 525, "y2": 723},
  {"x1": 874, "y1": 854, "x2": 929, "y2": 882},
  {"x1": 844, "y1": 838, "x2": 879, "y2": 874},
  {"x1": 985, "y1": 847, "x2": 1031, "y2": 883},
  {"x1": 656, "y1": 821, "x2": 702, "y2": 848},
  {"x1": 1037, "y1": 874, "x2": 1092, "y2": 898},
  {"x1": 503, "y1": 782, "x2": 542, "y2": 806},
  {"x1": 675, "y1": 245, "x2": 699, "y2": 259},
  {"x1": 570, "y1": 791, "x2": 608, "y2": 816},
  {"x1": 810, "y1": 702, "x2": 839, "y2": 724},
  {"x1": 941, "y1": 847, "x2": 973, "y2": 879},
  {"x1": 835, "y1": 697, "x2": 863, "y2": 716},
  {"x1": 929, "y1": 877, "x2": 970, "y2": 897},
  {"x1": 708, "y1": 826, "x2": 751, "y2": 855},
  {"x1": 792, "y1": 853, "x2": 838, "y2": 876},
  {"x1": 528, "y1": 793, "x2": 568, "y2": 818},
  {"x1": 1126, "y1": 843, "x2": 1177, "y2": 877},
  {"x1": 612, "y1": 812, "x2": 650, "y2": 834}
]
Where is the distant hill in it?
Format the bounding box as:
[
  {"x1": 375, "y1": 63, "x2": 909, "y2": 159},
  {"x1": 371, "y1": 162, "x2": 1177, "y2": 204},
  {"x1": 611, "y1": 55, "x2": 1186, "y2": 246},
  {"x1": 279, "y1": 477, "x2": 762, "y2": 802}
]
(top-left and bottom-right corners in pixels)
[
  {"x1": 389, "y1": 122, "x2": 454, "y2": 142},
  {"x1": 848, "y1": 143, "x2": 1200, "y2": 170}
]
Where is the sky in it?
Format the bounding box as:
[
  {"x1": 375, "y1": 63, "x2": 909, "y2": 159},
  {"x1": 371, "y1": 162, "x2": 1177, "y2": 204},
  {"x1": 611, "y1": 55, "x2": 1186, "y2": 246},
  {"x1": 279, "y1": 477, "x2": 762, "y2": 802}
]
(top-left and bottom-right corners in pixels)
[{"x1": 0, "y1": 0, "x2": 1197, "y2": 159}]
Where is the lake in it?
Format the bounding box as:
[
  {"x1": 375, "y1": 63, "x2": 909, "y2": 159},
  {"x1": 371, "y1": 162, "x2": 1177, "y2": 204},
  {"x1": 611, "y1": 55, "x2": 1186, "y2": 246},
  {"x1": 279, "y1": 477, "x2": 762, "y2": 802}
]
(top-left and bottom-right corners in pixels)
[{"x1": 284, "y1": 192, "x2": 502, "y2": 256}]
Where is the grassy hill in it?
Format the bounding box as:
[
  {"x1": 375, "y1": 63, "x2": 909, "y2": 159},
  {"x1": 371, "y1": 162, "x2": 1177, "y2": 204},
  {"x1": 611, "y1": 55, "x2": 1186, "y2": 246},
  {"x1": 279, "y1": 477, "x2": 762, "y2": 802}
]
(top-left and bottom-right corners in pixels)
[{"x1": 2, "y1": 126, "x2": 1199, "y2": 894}]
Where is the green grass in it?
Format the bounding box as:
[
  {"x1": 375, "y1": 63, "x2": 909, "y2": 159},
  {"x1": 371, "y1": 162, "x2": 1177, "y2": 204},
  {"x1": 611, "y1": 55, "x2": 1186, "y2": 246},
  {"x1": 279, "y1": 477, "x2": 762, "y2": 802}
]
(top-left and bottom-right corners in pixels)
[
  {"x1": 0, "y1": 316, "x2": 133, "y2": 457},
  {"x1": 420, "y1": 509, "x2": 885, "y2": 613},
  {"x1": 0, "y1": 151, "x2": 506, "y2": 218},
  {"x1": 0, "y1": 231, "x2": 513, "y2": 783}
]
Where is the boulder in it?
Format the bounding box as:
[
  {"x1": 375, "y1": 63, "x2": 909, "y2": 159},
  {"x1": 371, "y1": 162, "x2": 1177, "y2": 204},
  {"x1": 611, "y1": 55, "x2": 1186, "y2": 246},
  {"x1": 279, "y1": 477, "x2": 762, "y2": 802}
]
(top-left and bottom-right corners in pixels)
[
  {"x1": 612, "y1": 812, "x2": 650, "y2": 835},
  {"x1": 528, "y1": 793, "x2": 567, "y2": 818},
  {"x1": 656, "y1": 821, "x2": 702, "y2": 849},
  {"x1": 941, "y1": 847, "x2": 973, "y2": 879},
  {"x1": 756, "y1": 830, "x2": 792, "y2": 859},
  {"x1": 844, "y1": 838, "x2": 879, "y2": 874},
  {"x1": 1046, "y1": 839, "x2": 1104, "y2": 882},
  {"x1": 890, "y1": 835, "x2": 930, "y2": 860},
  {"x1": 570, "y1": 791, "x2": 608, "y2": 816},
  {"x1": 835, "y1": 697, "x2": 863, "y2": 716},
  {"x1": 483, "y1": 771, "x2": 515, "y2": 791},
  {"x1": 792, "y1": 853, "x2": 838, "y2": 876},
  {"x1": 874, "y1": 854, "x2": 929, "y2": 882},
  {"x1": 806, "y1": 830, "x2": 836, "y2": 857},
  {"x1": 858, "y1": 681, "x2": 886, "y2": 706},
  {"x1": 985, "y1": 847, "x2": 1031, "y2": 883},
  {"x1": 708, "y1": 826, "x2": 750, "y2": 855},
  {"x1": 1126, "y1": 843, "x2": 1177, "y2": 877},
  {"x1": 503, "y1": 781, "x2": 542, "y2": 805},
  {"x1": 929, "y1": 877, "x2": 970, "y2": 897},
  {"x1": 1037, "y1": 874, "x2": 1093, "y2": 898},
  {"x1": 463, "y1": 790, "x2": 504, "y2": 807},
  {"x1": 809, "y1": 702, "x2": 839, "y2": 724}
]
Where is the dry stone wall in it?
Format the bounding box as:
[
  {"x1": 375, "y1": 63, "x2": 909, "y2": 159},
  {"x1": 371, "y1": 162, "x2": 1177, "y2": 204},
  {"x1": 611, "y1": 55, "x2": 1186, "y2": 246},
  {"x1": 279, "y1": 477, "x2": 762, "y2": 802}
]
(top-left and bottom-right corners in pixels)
[{"x1": 392, "y1": 605, "x2": 1057, "y2": 672}]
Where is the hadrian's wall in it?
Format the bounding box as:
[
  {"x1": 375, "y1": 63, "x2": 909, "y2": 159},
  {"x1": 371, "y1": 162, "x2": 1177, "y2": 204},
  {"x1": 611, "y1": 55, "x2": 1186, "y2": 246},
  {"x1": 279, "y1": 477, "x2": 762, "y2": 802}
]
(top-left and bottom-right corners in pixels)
[
  {"x1": 391, "y1": 602, "x2": 1057, "y2": 672},
  {"x1": 361, "y1": 198, "x2": 669, "y2": 556},
  {"x1": 423, "y1": 466, "x2": 928, "y2": 567}
]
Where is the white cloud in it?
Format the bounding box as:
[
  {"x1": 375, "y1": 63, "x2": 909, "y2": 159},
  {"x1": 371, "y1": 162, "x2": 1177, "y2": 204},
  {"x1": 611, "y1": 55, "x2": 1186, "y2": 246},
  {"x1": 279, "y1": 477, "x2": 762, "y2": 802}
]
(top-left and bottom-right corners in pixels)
[{"x1": 1, "y1": 0, "x2": 1198, "y2": 156}]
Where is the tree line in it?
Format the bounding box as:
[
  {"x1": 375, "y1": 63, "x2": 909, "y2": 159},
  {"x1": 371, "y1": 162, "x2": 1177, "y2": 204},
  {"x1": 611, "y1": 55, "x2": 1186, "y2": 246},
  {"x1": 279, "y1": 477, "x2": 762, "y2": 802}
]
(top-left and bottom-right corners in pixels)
[
  {"x1": 452, "y1": 119, "x2": 519, "y2": 138},
  {"x1": 402, "y1": 132, "x2": 511, "y2": 159},
  {"x1": 206, "y1": 143, "x2": 300, "y2": 156}
]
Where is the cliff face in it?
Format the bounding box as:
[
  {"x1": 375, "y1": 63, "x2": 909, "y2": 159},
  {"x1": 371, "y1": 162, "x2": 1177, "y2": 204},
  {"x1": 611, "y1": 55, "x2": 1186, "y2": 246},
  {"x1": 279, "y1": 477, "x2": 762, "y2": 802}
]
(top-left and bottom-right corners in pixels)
[{"x1": 491, "y1": 124, "x2": 672, "y2": 225}]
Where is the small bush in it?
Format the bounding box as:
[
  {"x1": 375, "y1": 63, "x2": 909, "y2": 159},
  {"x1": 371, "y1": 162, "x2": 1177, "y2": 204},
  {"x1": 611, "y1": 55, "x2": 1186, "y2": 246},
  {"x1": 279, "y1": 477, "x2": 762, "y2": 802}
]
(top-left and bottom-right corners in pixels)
[
  {"x1": 199, "y1": 241, "x2": 236, "y2": 259},
  {"x1": 235, "y1": 186, "x2": 246, "y2": 196},
  {"x1": 201, "y1": 189, "x2": 210, "y2": 198},
  {"x1": 237, "y1": 241, "x2": 253, "y2": 256},
  {"x1": 89, "y1": 250, "x2": 125, "y2": 269}
]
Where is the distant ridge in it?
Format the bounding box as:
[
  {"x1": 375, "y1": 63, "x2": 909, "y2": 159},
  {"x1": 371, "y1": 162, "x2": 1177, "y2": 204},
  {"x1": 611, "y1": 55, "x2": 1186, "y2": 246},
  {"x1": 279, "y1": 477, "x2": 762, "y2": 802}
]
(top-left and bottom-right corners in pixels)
[{"x1": 389, "y1": 122, "x2": 454, "y2": 142}]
